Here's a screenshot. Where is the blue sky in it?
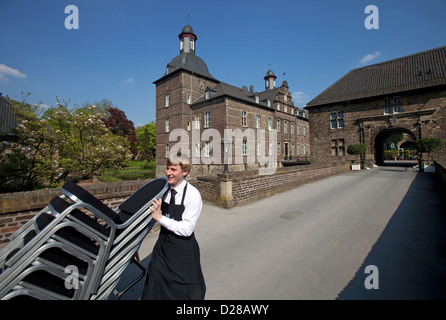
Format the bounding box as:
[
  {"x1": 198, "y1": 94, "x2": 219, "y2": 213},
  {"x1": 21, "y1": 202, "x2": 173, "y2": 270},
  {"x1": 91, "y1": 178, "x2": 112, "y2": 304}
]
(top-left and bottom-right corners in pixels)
[{"x1": 1, "y1": 0, "x2": 445, "y2": 127}]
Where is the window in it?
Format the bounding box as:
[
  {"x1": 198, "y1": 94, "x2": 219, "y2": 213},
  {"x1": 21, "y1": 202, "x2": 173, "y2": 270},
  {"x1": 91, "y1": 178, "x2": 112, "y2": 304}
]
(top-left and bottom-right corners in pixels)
[
  {"x1": 205, "y1": 91, "x2": 210, "y2": 99},
  {"x1": 195, "y1": 115, "x2": 200, "y2": 129},
  {"x1": 269, "y1": 142, "x2": 273, "y2": 156},
  {"x1": 284, "y1": 121, "x2": 288, "y2": 133},
  {"x1": 165, "y1": 119, "x2": 170, "y2": 132},
  {"x1": 276, "y1": 103, "x2": 280, "y2": 111},
  {"x1": 383, "y1": 96, "x2": 402, "y2": 115},
  {"x1": 284, "y1": 94, "x2": 287, "y2": 102},
  {"x1": 331, "y1": 139, "x2": 345, "y2": 156},
  {"x1": 297, "y1": 144, "x2": 300, "y2": 155},
  {"x1": 330, "y1": 112, "x2": 344, "y2": 129},
  {"x1": 268, "y1": 117, "x2": 272, "y2": 131},
  {"x1": 255, "y1": 95, "x2": 259, "y2": 104},
  {"x1": 204, "y1": 141, "x2": 211, "y2": 157},
  {"x1": 296, "y1": 124, "x2": 300, "y2": 136},
  {"x1": 190, "y1": 39, "x2": 195, "y2": 50},
  {"x1": 256, "y1": 115, "x2": 261, "y2": 129},
  {"x1": 257, "y1": 141, "x2": 262, "y2": 156},
  {"x1": 303, "y1": 126, "x2": 306, "y2": 137},
  {"x1": 165, "y1": 94, "x2": 170, "y2": 108},
  {"x1": 242, "y1": 139, "x2": 247, "y2": 156},
  {"x1": 165, "y1": 145, "x2": 170, "y2": 158},
  {"x1": 291, "y1": 143, "x2": 295, "y2": 156},
  {"x1": 195, "y1": 142, "x2": 201, "y2": 158},
  {"x1": 277, "y1": 119, "x2": 280, "y2": 132},
  {"x1": 242, "y1": 111, "x2": 247, "y2": 127},
  {"x1": 187, "y1": 121, "x2": 191, "y2": 131},
  {"x1": 267, "y1": 99, "x2": 271, "y2": 107},
  {"x1": 383, "y1": 106, "x2": 393, "y2": 115},
  {"x1": 204, "y1": 112, "x2": 210, "y2": 128},
  {"x1": 277, "y1": 143, "x2": 281, "y2": 156},
  {"x1": 291, "y1": 122, "x2": 294, "y2": 135},
  {"x1": 284, "y1": 105, "x2": 287, "y2": 113},
  {"x1": 187, "y1": 94, "x2": 191, "y2": 104}
]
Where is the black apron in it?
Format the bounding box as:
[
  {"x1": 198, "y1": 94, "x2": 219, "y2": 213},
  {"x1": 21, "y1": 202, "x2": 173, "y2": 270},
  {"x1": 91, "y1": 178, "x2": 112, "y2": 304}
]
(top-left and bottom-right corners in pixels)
[{"x1": 141, "y1": 183, "x2": 206, "y2": 300}]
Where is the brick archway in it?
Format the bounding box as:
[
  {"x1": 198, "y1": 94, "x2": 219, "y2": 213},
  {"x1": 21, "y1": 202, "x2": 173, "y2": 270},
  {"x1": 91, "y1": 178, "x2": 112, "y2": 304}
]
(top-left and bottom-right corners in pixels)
[{"x1": 373, "y1": 127, "x2": 418, "y2": 165}]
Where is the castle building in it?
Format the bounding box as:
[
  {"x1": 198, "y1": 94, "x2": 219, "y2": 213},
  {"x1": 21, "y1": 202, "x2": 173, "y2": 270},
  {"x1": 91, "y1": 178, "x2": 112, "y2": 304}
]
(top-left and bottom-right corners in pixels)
[
  {"x1": 305, "y1": 46, "x2": 446, "y2": 167},
  {"x1": 154, "y1": 25, "x2": 310, "y2": 179}
]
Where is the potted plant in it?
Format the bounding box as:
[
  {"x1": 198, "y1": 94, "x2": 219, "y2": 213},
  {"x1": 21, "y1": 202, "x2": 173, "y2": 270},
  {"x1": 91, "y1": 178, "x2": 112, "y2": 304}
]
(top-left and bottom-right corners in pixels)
[
  {"x1": 347, "y1": 143, "x2": 366, "y2": 170},
  {"x1": 416, "y1": 137, "x2": 443, "y2": 171}
]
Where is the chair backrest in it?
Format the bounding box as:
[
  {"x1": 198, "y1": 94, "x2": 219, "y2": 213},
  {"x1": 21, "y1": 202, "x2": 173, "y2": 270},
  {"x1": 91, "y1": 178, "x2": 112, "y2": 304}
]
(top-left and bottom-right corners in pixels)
[
  {"x1": 117, "y1": 178, "x2": 168, "y2": 222},
  {"x1": 62, "y1": 181, "x2": 120, "y2": 223}
]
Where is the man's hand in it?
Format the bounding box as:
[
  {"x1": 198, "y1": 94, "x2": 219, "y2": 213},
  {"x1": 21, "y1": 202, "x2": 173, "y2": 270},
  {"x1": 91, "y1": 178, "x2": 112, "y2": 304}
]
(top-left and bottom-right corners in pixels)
[{"x1": 150, "y1": 198, "x2": 163, "y2": 221}]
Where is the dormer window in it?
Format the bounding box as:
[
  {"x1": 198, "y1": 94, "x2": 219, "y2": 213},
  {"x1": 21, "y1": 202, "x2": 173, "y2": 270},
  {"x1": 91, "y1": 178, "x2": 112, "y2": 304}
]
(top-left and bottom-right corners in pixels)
[
  {"x1": 190, "y1": 39, "x2": 195, "y2": 50},
  {"x1": 205, "y1": 91, "x2": 211, "y2": 99},
  {"x1": 267, "y1": 99, "x2": 271, "y2": 107},
  {"x1": 255, "y1": 95, "x2": 259, "y2": 104}
]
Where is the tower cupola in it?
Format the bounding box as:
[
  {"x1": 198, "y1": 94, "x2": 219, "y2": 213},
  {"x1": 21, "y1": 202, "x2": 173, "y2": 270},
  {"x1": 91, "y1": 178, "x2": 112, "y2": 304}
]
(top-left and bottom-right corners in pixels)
[
  {"x1": 179, "y1": 25, "x2": 197, "y2": 55},
  {"x1": 264, "y1": 69, "x2": 277, "y2": 90}
]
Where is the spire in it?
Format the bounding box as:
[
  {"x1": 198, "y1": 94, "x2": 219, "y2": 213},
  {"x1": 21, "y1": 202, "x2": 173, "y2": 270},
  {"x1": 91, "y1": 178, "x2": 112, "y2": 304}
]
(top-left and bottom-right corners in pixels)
[{"x1": 178, "y1": 25, "x2": 197, "y2": 55}]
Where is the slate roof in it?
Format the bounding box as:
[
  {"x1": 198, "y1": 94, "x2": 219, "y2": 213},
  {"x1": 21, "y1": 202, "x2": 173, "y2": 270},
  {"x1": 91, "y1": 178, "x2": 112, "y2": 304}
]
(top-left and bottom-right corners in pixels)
[
  {"x1": 306, "y1": 46, "x2": 446, "y2": 108},
  {"x1": 154, "y1": 52, "x2": 218, "y2": 83},
  {"x1": 192, "y1": 82, "x2": 270, "y2": 108}
]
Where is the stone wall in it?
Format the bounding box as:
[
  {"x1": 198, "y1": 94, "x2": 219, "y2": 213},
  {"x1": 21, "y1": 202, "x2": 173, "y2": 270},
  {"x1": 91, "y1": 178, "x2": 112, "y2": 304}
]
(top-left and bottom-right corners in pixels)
[
  {"x1": 197, "y1": 163, "x2": 348, "y2": 208},
  {"x1": 0, "y1": 180, "x2": 150, "y2": 249}
]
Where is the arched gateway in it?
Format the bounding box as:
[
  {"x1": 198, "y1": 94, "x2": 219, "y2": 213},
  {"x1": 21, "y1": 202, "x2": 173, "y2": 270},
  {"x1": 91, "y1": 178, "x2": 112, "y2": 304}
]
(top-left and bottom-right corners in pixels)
[{"x1": 373, "y1": 127, "x2": 418, "y2": 166}]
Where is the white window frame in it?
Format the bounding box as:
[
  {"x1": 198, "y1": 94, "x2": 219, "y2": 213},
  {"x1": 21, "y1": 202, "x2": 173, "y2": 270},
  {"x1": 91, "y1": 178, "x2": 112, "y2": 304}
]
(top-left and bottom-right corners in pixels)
[
  {"x1": 242, "y1": 111, "x2": 247, "y2": 127},
  {"x1": 204, "y1": 112, "x2": 210, "y2": 128}
]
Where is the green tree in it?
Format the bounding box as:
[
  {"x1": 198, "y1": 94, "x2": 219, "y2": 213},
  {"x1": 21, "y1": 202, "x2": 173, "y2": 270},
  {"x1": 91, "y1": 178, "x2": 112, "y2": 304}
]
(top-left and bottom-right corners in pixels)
[
  {"x1": 347, "y1": 143, "x2": 367, "y2": 164},
  {"x1": 136, "y1": 121, "x2": 156, "y2": 162},
  {"x1": 416, "y1": 137, "x2": 443, "y2": 165},
  {"x1": 0, "y1": 97, "x2": 132, "y2": 192}
]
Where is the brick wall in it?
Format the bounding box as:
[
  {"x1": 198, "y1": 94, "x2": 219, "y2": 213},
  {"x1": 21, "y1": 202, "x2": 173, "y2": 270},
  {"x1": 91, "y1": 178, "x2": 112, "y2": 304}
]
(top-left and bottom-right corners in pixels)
[
  {"x1": 197, "y1": 163, "x2": 348, "y2": 208},
  {"x1": 308, "y1": 88, "x2": 446, "y2": 166},
  {"x1": 0, "y1": 180, "x2": 151, "y2": 249}
]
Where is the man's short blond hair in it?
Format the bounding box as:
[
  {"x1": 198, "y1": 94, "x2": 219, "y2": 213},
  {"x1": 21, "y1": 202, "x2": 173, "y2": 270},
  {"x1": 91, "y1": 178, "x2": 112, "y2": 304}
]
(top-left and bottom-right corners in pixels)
[{"x1": 167, "y1": 154, "x2": 191, "y2": 174}]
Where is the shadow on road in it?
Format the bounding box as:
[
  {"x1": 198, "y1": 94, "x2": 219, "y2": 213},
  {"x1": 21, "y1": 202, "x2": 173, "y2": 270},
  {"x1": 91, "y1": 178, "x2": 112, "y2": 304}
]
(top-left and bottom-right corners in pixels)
[{"x1": 337, "y1": 172, "x2": 446, "y2": 299}]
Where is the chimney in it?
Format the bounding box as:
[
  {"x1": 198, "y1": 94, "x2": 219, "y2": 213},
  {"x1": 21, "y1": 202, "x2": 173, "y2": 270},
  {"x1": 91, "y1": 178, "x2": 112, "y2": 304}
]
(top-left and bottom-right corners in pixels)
[{"x1": 250, "y1": 85, "x2": 254, "y2": 94}]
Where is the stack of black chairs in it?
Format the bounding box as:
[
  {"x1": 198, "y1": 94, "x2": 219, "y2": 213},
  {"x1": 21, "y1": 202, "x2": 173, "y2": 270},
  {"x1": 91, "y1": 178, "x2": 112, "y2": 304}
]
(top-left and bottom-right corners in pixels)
[{"x1": 0, "y1": 177, "x2": 168, "y2": 300}]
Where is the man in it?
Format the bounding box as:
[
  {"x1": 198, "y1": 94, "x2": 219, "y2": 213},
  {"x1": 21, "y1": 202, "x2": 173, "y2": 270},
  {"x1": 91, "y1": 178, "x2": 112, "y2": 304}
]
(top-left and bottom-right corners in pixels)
[{"x1": 141, "y1": 156, "x2": 206, "y2": 300}]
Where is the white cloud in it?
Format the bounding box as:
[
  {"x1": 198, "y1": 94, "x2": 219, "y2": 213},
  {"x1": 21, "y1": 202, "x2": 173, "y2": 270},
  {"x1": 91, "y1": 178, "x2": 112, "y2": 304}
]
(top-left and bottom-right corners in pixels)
[
  {"x1": 121, "y1": 78, "x2": 135, "y2": 85},
  {"x1": 292, "y1": 91, "x2": 309, "y2": 106},
  {"x1": 0, "y1": 63, "x2": 27, "y2": 83},
  {"x1": 359, "y1": 51, "x2": 381, "y2": 65}
]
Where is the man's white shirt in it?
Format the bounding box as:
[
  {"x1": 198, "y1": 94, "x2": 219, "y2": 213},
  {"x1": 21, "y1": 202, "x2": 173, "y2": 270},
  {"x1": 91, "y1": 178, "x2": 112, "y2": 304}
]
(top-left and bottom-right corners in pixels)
[{"x1": 158, "y1": 179, "x2": 203, "y2": 237}]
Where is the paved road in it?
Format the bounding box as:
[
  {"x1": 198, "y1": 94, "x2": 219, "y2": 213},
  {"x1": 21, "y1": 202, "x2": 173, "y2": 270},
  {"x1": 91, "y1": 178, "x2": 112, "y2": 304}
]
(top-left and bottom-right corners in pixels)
[{"x1": 117, "y1": 166, "x2": 446, "y2": 300}]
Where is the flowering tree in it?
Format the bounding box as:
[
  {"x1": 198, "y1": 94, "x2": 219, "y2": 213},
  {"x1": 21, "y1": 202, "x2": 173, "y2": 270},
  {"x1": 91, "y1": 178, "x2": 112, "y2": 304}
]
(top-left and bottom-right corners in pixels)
[{"x1": 0, "y1": 97, "x2": 132, "y2": 192}]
